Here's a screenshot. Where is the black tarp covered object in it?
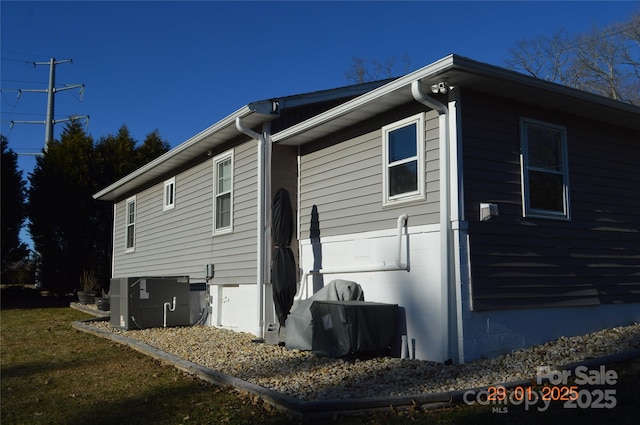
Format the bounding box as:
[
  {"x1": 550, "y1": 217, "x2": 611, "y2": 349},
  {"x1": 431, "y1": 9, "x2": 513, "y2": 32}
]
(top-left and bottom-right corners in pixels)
[
  {"x1": 272, "y1": 188, "x2": 297, "y2": 327},
  {"x1": 285, "y1": 279, "x2": 364, "y2": 351},
  {"x1": 310, "y1": 300, "x2": 398, "y2": 357}
]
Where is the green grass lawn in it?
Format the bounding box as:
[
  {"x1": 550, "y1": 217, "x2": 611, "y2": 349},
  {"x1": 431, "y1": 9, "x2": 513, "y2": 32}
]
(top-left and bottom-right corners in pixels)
[{"x1": 1, "y1": 286, "x2": 639, "y2": 424}]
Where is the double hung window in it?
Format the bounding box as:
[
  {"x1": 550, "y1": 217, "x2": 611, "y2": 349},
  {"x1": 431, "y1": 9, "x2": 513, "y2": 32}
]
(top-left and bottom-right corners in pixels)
[
  {"x1": 125, "y1": 196, "x2": 136, "y2": 252},
  {"x1": 520, "y1": 118, "x2": 570, "y2": 219},
  {"x1": 213, "y1": 150, "x2": 233, "y2": 234},
  {"x1": 382, "y1": 113, "x2": 425, "y2": 205}
]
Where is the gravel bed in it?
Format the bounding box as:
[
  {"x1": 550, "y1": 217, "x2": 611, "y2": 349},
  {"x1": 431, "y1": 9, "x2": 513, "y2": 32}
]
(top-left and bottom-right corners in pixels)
[{"x1": 88, "y1": 320, "x2": 640, "y2": 401}]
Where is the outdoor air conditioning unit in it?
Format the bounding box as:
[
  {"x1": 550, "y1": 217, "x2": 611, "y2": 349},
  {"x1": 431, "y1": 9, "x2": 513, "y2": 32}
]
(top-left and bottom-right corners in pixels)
[{"x1": 110, "y1": 276, "x2": 204, "y2": 330}]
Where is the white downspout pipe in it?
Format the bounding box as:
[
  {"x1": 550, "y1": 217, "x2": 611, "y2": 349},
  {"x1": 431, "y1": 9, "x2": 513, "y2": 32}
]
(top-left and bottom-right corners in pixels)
[
  {"x1": 235, "y1": 117, "x2": 269, "y2": 340},
  {"x1": 111, "y1": 204, "x2": 117, "y2": 278},
  {"x1": 411, "y1": 80, "x2": 452, "y2": 363}
]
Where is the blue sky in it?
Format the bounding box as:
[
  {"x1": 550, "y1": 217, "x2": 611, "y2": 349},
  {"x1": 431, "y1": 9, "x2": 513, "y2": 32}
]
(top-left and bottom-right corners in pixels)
[{"x1": 2, "y1": 1, "x2": 638, "y2": 247}]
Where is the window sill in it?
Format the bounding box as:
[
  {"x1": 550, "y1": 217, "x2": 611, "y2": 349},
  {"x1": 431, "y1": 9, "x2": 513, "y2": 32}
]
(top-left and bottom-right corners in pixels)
[
  {"x1": 383, "y1": 193, "x2": 426, "y2": 208},
  {"x1": 212, "y1": 228, "x2": 233, "y2": 236},
  {"x1": 523, "y1": 210, "x2": 571, "y2": 221}
]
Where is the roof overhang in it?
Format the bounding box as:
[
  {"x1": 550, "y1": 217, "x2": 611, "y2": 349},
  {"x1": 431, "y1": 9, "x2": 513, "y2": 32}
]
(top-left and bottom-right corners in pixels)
[
  {"x1": 93, "y1": 101, "x2": 277, "y2": 201},
  {"x1": 93, "y1": 80, "x2": 393, "y2": 202},
  {"x1": 94, "y1": 54, "x2": 640, "y2": 202},
  {"x1": 272, "y1": 54, "x2": 640, "y2": 146}
]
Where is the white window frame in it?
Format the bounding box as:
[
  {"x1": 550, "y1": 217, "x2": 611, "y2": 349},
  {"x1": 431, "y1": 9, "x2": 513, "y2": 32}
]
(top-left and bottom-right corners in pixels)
[
  {"x1": 381, "y1": 113, "x2": 426, "y2": 205},
  {"x1": 520, "y1": 118, "x2": 570, "y2": 220},
  {"x1": 212, "y1": 150, "x2": 234, "y2": 235},
  {"x1": 163, "y1": 177, "x2": 176, "y2": 211},
  {"x1": 125, "y1": 196, "x2": 136, "y2": 253}
]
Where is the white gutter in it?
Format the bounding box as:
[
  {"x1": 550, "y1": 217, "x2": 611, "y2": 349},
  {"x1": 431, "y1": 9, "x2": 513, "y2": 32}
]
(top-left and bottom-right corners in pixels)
[
  {"x1": 296, "y1": 214, "x2": 408, "y2": 300},
  {"x1": 411, "y1": 80, "x2": 453, "y2": 363},
  {"x1": 235, "y1": 118, "x2": 272, "y2": 341}
]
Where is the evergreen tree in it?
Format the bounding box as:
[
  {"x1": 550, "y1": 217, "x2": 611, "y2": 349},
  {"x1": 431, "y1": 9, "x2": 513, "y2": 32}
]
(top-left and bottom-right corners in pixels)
[
  {"x1": 1, "y1": 136, "x2": 29, "y2": 284},
  {"x1": 27, "y1": 121, "x2": 170, "y2": 294},
  {"x1": 28, "y1": 120, "x2": 96, "y2": 294},
  {"x1": 136, "y1": 129, "x2": 170, "y2": 166}
]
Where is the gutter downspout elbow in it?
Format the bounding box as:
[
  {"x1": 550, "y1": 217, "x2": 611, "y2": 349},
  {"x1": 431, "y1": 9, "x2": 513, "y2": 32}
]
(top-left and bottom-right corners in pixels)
[
  {"x1": 235, "y1": 117, "x2": 261, "y2": 140},
  {"x1": 411, "y1": 81, "x2": 448, "y2": 115},
  {"x1": 396, "y1": 214, "x2": 408, "y2": 270}
]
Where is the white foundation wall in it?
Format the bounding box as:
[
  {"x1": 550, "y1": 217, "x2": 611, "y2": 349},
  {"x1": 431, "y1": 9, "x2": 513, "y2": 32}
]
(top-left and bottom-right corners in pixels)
[
  {"x1": 297, "y1": 224, "x2": 447, "y2": 362},
  {"x1": 207, "y1": 283, "x2": 275, "y2": 336},
  {"x1": 207, "y1": 284, "x2": 276, "y2": 337}
]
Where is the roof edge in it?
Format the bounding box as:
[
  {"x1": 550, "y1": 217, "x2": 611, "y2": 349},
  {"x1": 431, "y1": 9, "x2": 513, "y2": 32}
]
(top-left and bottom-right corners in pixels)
[
  {"x1": 272, "y1": 53, "x2": 640, "y2": 143},
  {"x1": 93, "y1": 104, "x2": 254, "y2": 200},
  {"x1": 271, "y1": 55, "x2": 457, "y2": 143}
]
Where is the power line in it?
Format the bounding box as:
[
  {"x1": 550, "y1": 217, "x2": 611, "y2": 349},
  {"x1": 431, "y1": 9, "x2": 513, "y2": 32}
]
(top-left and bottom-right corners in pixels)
[{"x1": 1, "y1": 78, "x2": 47, "y2": 84}]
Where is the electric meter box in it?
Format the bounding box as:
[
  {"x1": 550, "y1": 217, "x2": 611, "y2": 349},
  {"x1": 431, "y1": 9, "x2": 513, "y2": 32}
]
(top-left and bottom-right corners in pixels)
[{"x1": 110, "y1": 276, "x2": 191, "y2": 330}]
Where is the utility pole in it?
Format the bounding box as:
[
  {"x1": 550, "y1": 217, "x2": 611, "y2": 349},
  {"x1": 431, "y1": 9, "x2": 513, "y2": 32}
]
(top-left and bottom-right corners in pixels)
[{"x1": 11, "y1": 58, "x2": 88, "y2": 151}]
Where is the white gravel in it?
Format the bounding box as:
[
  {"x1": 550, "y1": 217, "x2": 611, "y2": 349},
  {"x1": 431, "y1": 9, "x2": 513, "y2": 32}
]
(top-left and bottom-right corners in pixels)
[{"x1": 87, "y1": 320, "x2": 640, "y2": 401}]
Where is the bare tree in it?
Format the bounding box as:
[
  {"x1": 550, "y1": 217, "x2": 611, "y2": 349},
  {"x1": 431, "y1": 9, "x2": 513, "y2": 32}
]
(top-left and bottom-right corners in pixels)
[
  {"x1": 505, "y1": 10, "x2": 640, "y2": 105},
  {"x1": 345, "y1": 54, "x2": 412, "y2": 84}
]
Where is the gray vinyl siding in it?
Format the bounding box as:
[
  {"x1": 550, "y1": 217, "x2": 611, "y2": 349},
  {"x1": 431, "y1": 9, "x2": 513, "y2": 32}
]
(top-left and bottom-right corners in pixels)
[
  {"x1": 112, "y1": 140, "x2": 258, "y2": 285},
  {"x1": 299, "y1": 106, "x2": 440, "y2": 239},
  {"x1": 462, "y1": 89, "x2": 640, "y2": 310},
  {"x1": 216, "y1": 140, "x2": 258, "y2": 285}
]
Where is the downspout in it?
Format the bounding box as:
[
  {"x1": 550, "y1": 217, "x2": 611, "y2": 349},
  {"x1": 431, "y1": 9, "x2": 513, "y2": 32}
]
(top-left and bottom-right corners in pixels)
[
  {"x1": 448, "y1": 90, "x2": 466, "y2": 364},
  {"x1": 235, "y1": 118, "x2": 271, "y2": 341},
  {"x1": 411, "y1": 80, "x2": 453, "y2": 363},
  {"x1": 111, "y1": 204, "x2": 117, "y2": 278}
]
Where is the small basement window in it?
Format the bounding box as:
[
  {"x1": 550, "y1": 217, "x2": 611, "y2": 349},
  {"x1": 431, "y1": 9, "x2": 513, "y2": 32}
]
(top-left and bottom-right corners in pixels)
[
  {"x1": 381, "y1": 113, "x2": 425, "y2": 205},
  {"x1": 163, "y1": 177, "x2": 175, "y2": 211},
  {"x1": 520, "y1": 118, "x2": 570, "y2": 219}
]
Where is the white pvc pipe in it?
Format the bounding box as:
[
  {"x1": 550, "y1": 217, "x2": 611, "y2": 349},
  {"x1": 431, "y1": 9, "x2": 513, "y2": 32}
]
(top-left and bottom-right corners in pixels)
[
  {"x1": 163, "y1": 296, "x2": 176, "y2": 328},
  {"x1": 401, "y1": 335, "x2": 409, "y2": 359},
  {"x1": 295, "y1": 214, "x2": 408, "y2": 300}
]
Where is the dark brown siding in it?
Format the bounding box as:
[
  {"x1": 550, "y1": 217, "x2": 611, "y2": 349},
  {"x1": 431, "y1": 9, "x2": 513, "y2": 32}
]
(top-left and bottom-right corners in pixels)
[{"x1": 462, "y1": 89, "x2": 640, "y2": 310}]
